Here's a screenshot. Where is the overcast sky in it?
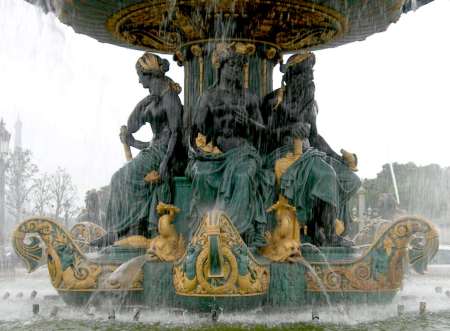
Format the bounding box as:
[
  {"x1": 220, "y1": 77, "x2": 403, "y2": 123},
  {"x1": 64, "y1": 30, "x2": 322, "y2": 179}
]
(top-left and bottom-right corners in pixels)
[{"x1": 1, "y1": 0, "x2": 449, "y2": 197}]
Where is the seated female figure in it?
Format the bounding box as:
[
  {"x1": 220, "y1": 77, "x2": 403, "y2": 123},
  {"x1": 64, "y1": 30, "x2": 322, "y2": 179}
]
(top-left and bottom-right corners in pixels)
[{"x1": 93, "y1": 53, "x2": 184, "y2": 246}]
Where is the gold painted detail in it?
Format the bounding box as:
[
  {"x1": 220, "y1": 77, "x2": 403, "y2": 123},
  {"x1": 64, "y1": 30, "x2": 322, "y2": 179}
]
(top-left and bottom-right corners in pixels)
[
  {"x1": 195, "y1": 133, "x2": 222, "y2": 154},
  {"x1": 191, "y1": 45, "x2": 204, "y2": 94},
  {"x1": 147, "y1": 202, "x2": 185, "y2": 261},
  {"x1": 113, "y1": 203, "x2": 185, "y2": 262},
  {"x1": 70, "y1": 222, "x2": 106, "y2": 253},
  {"x1": 13, "y1": 217, "x2": 143, "y2": 291},
  {"x1": 211, "y1": 42, "x2": 256, "y2": 68},
  {"x1": 341, "y1": 149, "x2": 358, "y2": 172},
  {"x1": 274, "y1": 138, "x2": 303, "y2": 186},
  {"x1": 173, "y1": 210, "x2": 270, "y2": 296},
  {"x1": 335, "y1": 219, "x2": 345, "y2": 236},
  {"x1": 261, "y1": 196, "x2": 302, "y2": 262},
  {"x1": 106, "y1": 1, "x2": 347, "y2": 53},
  {"x1": 305, "y1": 216, "x2": 439, "y2": 293}
]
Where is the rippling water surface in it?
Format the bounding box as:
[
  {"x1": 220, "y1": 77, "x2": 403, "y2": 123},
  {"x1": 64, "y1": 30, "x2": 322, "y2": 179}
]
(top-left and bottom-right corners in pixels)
[{"x1": 1, "y1": 268, "x2": 450, "y2": 331}]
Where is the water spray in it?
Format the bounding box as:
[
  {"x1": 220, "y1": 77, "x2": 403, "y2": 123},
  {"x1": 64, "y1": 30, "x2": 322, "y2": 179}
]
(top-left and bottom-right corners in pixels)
[
  {"x1": 389, "y1": 163, "x2": 400, "y2": 205},
  {"x1": 50, "y1": 306, "x2": 59, "y2": 318}
]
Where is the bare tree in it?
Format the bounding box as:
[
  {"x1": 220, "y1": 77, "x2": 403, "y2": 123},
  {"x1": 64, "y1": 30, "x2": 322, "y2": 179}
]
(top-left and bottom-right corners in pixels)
[
  {"x1": 31, "y1": 173, "x2": 52, "y2": 216},
  {"x1": 49, "y1": 167, "x2": 77, "y2": 224},
  {"x1": 5, "y1": 149, "x2": 38, "y2": 223}
]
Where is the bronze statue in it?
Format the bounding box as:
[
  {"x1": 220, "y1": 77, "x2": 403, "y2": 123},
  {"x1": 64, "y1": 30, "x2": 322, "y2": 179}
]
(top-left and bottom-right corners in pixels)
[
  {"x1": 76, "y1": 189, "x2": 104, "y2": 226},
  {"x1": 262, "y1": 53, "x2": 360, "y2": 246},
  {"x1": 187, "y1": 43, "x2": 271, "y2": 249},
  {"x1": 92, "y1": 53, "x2": 184, "y2": 246}
]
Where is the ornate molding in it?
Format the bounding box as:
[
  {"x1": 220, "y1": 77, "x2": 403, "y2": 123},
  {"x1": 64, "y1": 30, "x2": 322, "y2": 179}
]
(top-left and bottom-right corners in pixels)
[
  {"x1": 13, "y1": 218, "x2": 143, "y2": 291},
  {"x1": 70, "y1": 222, "x2": 106, "y2": 252},
  {"x1": 305, "y1": 216, "x2": 439, "y2": 292},
  {"x1": 106, "y1": 1, "x2": 347, "y2": 53},
  {"x1": 173, "y1": 210, "x2": 270, "y2": 296}
]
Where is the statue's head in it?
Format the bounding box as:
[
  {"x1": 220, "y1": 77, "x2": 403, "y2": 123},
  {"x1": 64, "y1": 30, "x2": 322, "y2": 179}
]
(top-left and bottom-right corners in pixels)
[
  {"x1": 85, "y1": 189, "x2": 99, "y2": 214},
  {"x1": 212, "y1": 42, "x2": 255, "y2": 86},
  {"x1": 135, "y1": 53, "x2": 181, "y2": 94},
  {"x1": 281, "y1": 52, "x2": 315, "y2": 85},
  {"x1": 136, "y1": 52, "x2": 170, "y2": 77}
]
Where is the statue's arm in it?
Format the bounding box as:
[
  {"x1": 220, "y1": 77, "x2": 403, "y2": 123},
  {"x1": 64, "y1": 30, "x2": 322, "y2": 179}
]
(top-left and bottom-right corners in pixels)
[
  {"x1": 125, "y1": 95, "x2": 154, "y2": 150},
  {"x1": 191, "y1": 94, "x2": 212, "y2": 145},
  {"x1": 159, "y1": 93, "x2": 183, "y2": 179}
]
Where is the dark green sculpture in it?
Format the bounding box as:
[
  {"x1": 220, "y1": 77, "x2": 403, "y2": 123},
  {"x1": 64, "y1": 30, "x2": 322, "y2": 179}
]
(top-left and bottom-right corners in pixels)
[
  {"x1": 187, "y1": 43, "x2": 272, "y2": 248},
  {"x1": 261, "y1": 53, "x2": 360, "y2": 246},
  {"x1": 94, "y1": 53, "x2": 184, "y2": 246}
]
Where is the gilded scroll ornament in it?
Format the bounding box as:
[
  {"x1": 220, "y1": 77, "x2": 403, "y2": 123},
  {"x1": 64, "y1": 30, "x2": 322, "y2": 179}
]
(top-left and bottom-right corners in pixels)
[
  {"x1": 106, "y1": 1, "x2": 347, "y2": 53},
  {"x1": 305, "y1": 216, "x2": 439, "y2": 293},
  {"x1": 13, "y1": 218, "x2": 143, "y2": 291},
  {"x1": 70, "y1": 222, "x2": 106, "y2": 252},
  {"x1": 173, "y1": 210, "x2": 270, "y2": 296}
]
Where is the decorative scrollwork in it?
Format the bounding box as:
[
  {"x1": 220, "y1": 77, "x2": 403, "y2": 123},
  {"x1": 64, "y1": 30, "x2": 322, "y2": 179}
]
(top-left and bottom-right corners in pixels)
[
  {"x1": 305, "y1": 216, "x2": 439, "y2": 293},
  {"x1": 173, "y1": 210, "x2": 270, "y2": 296},
  {"x1": 106, "y1": 0, "x2": 347, "y2": 53},
  {"x1": 13, "y1": 217, "x2": 143, "y2": 292},
  {"x1": 70, "y1": 222, "x2": 106, "y2": 252}
]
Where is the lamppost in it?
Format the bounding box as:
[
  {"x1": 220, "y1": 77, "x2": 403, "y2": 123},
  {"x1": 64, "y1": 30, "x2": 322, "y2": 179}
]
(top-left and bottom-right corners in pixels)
[{"x1": 0, "y1": 119, "x2": 11, "y2": 247}]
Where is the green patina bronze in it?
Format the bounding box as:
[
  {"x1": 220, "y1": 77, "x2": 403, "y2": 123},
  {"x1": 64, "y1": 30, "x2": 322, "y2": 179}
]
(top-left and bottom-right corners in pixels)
[
  {"x1": 105, "y1": 144, "x2": 170, "y2": 237},
  {"x1": 187, "y1": 144, "x2": 273, "y2": 248},
  {"x1": 15, "y1": 0, "x2": 440, "y2": 315}
]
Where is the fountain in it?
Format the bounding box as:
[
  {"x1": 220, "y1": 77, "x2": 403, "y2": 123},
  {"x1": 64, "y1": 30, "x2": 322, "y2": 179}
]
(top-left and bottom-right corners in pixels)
[{"x1": 12, "y1": 0, "x2": 440, "y2": 314}]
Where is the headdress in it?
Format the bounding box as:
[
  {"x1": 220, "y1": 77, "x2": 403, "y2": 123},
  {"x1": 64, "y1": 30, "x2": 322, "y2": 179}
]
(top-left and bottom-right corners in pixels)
[
  {"x1": 136, "y1": 52, "x2": 181, "y2": 94},
  {"x1": 280, "y1": 52, "x2": 315, "y2": 73},
  {"x1": 136, "y1": 52, "x2": 170, "y2": 75}
]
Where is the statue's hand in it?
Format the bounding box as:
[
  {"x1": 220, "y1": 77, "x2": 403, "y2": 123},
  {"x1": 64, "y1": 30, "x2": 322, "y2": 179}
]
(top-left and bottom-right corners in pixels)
[
  {"x1": 341, "y1": 149, "x2": 358, "y2": 171},
  {"x1": 292, "y1": 122, "x2": 311, "y2": 139},
  {"x1": 119, "y1": 126, "x2": 135, "y2": 146}
]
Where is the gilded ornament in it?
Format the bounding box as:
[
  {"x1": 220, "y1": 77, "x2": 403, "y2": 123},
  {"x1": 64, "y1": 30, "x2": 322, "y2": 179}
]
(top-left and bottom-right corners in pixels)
[
  {"x1": 146, "y1": 202, "x2": 185, "y2": 262},
  {"x1": 190, "y1": 45, "x2": 203, "y2": 57},
  {"x1": 260, "y1": 196, "x2": 302, "y2": 262},
  {"x1": 173, "y1": 210, "x2": 269, "y2": 296},
  {"x1": 106, "y1": 1, "x2": 347, "y2": 53},
  {"x1": 195, "y1": 133, "x2": 222, "y2": 154},
  {"x1": 265, "y1": 47, "x2": 278, "y2": 60},
  {"x1": 274, "y1": 138, "x2": 303, "y2": 185},
  {"x1": 305, "y1": 216, "x2": 439, "y2": 293},
  {"x1": 70, "y1": 222, "x2": 106, "y2": 252},
  {"x1": 12, "y1": 217, "x2": 143, "y2": 292}
]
